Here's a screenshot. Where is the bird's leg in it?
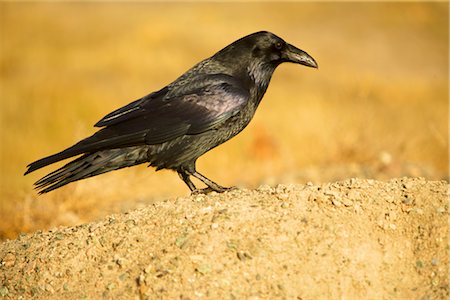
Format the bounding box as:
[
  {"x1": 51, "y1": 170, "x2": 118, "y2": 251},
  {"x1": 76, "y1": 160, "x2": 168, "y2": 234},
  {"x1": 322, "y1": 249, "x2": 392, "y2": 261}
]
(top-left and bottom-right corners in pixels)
[
  {"x1": 191, "y1": 171, "x2": 234, "y2": 194},
  {"x1": 178, "y1": 170, "x2": 197, "y2": 192}
]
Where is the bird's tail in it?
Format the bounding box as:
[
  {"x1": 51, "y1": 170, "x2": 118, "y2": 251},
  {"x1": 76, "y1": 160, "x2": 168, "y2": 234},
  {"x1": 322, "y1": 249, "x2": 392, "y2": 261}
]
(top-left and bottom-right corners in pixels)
[{"x1": 33, "y1": 147, "x2": 148, "y2": 194}]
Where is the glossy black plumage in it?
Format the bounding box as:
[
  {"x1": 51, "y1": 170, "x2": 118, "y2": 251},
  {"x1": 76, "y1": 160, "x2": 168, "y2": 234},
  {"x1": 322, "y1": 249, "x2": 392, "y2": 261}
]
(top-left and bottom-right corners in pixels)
[{"x1": 25, "y1": 31, "x2": 317, "y2": 194}]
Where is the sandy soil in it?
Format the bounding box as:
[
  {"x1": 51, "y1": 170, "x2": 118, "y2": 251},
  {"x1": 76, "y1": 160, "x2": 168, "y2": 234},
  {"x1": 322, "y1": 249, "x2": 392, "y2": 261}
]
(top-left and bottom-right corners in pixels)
[{"x1": 0, "y1": 177, "x2": 448, "y2": 299}]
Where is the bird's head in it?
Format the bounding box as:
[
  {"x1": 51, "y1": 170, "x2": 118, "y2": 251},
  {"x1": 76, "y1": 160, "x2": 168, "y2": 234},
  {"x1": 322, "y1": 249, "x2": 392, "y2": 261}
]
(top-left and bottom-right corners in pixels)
[
  {"x1": 216, "y1": 31, "x2": 318, "y2": 69},
  {"x1": 249, "y1": 31, "x2": 318, "y2": 68}
]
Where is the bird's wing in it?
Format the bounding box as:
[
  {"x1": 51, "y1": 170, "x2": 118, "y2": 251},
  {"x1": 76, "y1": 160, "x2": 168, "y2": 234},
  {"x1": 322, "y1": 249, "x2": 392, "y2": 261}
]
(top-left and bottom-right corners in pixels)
[
  {"x1": 27, "y1": 74, "x2": 250, "y2": 172},
  {"x1": 25, "y1": 74, "x2": 249, "y2": 174},
  {"x1": 92, "y1": 74, "x2": 250, "y2": 145},
  {"x1": 94, "y1": 86, "x2": 169, "y2": 128}
]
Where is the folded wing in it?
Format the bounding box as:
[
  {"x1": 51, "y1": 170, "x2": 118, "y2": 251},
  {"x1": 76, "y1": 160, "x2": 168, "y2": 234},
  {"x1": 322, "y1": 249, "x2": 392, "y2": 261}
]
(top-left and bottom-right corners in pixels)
[{"x1": 25, "y1": 74, "x2": 249, "y2": 174}]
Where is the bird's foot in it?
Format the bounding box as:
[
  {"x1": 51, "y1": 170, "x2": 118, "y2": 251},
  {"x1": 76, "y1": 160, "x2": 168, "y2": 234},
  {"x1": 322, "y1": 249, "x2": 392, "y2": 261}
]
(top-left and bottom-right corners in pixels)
[{"x1": 191, "y1": 186, "x2": 236, "y2": 195}]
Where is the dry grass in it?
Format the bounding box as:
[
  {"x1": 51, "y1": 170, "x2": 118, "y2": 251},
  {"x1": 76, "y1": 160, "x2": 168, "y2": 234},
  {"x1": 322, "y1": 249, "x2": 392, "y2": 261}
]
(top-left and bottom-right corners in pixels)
[{"x1": 0, "y1": 2, "x2": 448, "y2": 239}]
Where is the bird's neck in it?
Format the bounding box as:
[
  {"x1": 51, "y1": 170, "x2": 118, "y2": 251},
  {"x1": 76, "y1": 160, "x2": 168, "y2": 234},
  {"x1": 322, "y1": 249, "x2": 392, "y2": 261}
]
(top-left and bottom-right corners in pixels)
[{"x1": 246, "y1": 61, "x2": 277, "y2": 102}]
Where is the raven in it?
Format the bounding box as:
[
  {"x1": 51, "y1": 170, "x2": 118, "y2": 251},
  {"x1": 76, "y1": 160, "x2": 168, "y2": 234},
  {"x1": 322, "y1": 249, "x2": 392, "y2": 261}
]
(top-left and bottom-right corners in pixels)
[{"x1": 25, "y1": 31, "x2": 318, "y2": 194}]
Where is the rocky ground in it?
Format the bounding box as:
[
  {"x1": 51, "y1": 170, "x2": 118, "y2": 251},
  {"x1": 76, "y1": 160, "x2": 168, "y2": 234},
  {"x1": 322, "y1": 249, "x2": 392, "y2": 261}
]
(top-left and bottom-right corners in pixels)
[{"x1": 0, "y1": 177, "x2": 448, "y2": 299}]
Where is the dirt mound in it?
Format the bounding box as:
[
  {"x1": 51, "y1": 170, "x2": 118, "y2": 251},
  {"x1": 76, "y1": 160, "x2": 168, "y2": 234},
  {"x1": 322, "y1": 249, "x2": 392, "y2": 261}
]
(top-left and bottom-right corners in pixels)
[{"x1": 0, "y1": 177, "x2": 448, "y2": 299}]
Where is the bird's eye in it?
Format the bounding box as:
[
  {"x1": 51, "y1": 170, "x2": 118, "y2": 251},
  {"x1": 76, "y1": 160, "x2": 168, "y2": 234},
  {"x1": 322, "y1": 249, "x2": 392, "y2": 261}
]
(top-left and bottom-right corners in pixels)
[{"x1": 275, "y1": 42, "x2": 283, "y2": 50}]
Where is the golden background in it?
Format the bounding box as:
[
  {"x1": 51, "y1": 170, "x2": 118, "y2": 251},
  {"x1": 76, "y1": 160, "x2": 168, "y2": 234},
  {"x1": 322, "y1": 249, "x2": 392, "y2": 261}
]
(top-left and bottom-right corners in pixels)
[{"x1": 0, "y1": 2, "x2": 448, "y2": 239}]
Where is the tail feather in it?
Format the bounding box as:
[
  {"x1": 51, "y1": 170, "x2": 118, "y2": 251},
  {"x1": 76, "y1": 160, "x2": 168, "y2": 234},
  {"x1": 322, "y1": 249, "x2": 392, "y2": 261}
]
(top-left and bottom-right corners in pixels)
[
  {"x1": 25, "y1": 150, "x2": 80, "y2": 175},
  {"x1": 25, "y1": 130, "x2": 148, "y2": 175},
  {"x1": 34, "y1": 147, "x2": 148, "y2": 194}
]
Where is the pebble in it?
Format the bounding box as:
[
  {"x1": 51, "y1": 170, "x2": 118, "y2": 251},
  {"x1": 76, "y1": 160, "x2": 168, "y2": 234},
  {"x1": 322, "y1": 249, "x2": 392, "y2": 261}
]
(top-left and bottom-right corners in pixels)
[
  {"x1": 280, "y1": 202, "x2": 289, "y2": 208},
  {"x1": 195, "y1": 195, "x2": 205, "y2": 202},
  {"x1": 175, "y1": 235, "x2": 189, "y2": 249},
  {"x1": 402, "y1": 197, "x2": 413, "y2": 205},
  {"x1": 403, "y1": 181, "x2": 415, "y2": 190},
  {"x1": 138, "y1": 274, "x2": 145, "y2": 285},
  {"x1": 277, "y1": 193, "x2": 289, "y2": 200},
  {"x1": 237, "y1": 251, "x2": 252, "y2": 261},
  {"x1": 332, "y1": 199, "x2": 342, "y2": 207},
  {"x1": 342, "y1": 199, "x2": 353, "y2": 207},
  {"x1": 144, "y1": 265, "x2": 152, "y2": 274},
  {"x1": 2, "y1": 253, "x2": 16, "y2": 267},
  {"x1": 257, "y1": 185, "x2": 272, "y2": 193},
  {"x1": 431, "y1": 278, "x2": 439, "y2": 286},
  {"x1": 431, "y1": 258, "x2": 439, "y2": 266},
  {"x1": 0, "y1": 286, "x2": 9, "y2": 297},
  {"x1": 195, "y1": 264, "x2": 211, "y2": 275},
  {"x1": 415, "y1": 208, "x2": 424, "y2": 215},
  {"x1": 436, "y1": 207, "x2": 446, "y2": 214}
]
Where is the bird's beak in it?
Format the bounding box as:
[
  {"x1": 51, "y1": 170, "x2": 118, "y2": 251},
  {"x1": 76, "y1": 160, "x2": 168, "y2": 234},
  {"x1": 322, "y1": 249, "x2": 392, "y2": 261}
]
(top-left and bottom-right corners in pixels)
[{"x1": 283, "y1": 43, "x2": 318, "y2": 68}]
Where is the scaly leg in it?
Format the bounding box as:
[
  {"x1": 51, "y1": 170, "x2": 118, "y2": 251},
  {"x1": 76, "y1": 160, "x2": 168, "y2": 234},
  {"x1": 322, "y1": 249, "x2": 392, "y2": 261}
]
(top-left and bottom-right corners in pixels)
[
  {"x1": 191, "y1": 171, "x2": 234, "y2": 194},
  {"x1": 178, "y1": 170, "x2": 197, "y2": 192}
]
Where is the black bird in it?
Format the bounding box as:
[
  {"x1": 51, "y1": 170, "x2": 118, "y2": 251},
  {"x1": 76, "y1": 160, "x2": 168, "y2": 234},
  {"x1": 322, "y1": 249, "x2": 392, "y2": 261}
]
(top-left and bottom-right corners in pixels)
[{"x1": 25, "y1": 31, "x2": 318, "y2": 194}]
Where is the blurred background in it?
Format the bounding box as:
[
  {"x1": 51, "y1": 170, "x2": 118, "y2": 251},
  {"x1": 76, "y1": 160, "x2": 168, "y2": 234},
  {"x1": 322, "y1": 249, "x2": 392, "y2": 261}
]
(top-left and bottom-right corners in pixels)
[{"x1": 0, "y1": 2, "x2": 448, "y2": 240}]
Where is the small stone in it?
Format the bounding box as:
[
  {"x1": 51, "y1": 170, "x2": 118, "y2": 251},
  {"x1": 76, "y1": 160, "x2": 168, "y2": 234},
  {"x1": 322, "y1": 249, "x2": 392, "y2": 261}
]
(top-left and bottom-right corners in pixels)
[
  {"x1": 257, "y1": 185, "x2": 272, "y2": 193},
  {"x1": 402, "y1": 197, "x2": 413, "y2": 205},
  {"x1": 277, "y1": 193, "x2": 289, "y2": 200},
  {"x1": 416, "y1": 260, "x2": 424, "y2": 268},
  {"x1": 403, "y1": 181, "x2": 414, "y2": 190},
  {"x1": 211, "y1": 223, "x2": 219, "y2": 229},
  {"x1": 195, "y1": 264, "x2": 211, "y2": 275},
  {"x1": 2, "y1": 253, "x2": 16, "y2": 267},
  {"x1": 431, "y1": 278, "x2": 439, "y2": 286},
  {"x1": 201, "y1": 206, "x2": 212, "y2": 214},
  {"x1": 0, "y1": 286, "x2": 9, "y2": 297},
  {"x1": 44, "y1": 284, "x2": 54, "y2": 294},
  {"x1": 88, "y1": 224, "x2": 100, "y2": 233},
  {"x1": 144, "y1": 265, "x2": 152, "y2": 273},
  {"x1": 280, "y1": 202, "x2": 289, "y2": 208},
  {"x1": 175, "y1": 235, "x2": 189, "y2": 249},
  {"x1": 226, "y1": 240, "x2": 238, "y2": 250},
  {"x1": 377, "y1": 219, "x2": 384, "y2": 228},
  {"x1": 436, "y1": 207, "x2": 446, "y2": 214},
  {"x1": 332, "y1": 199, "x2": 342, "y2": 207},
  {"x1": 237, "y1": 251, "x2": 252, "y2": 261},
  {"x1": 324, "y1": 190, "x2": 340, "y2": 199},
  {"x1": 119, "y1": 273, "x2": 129, "y2": 281},
  {"x1": 194, "y1": 291, "x2": 204, "y2": 297},
  {"x1": 389, "y1": 224, "x2": 397, "y2": 230},
  {"x1": 138, "y1": 274, "x2": 146, "y2": 285},
  {"x1": 195, "y1": 195, "x2": 205, "y2": 202},
  {"x1": 125, "y1": 219, "x2": 137, "y2": 227},
  {"x1": 114, "y1": 255, "x2": 125, "y2": 267},
  {"x1": 342, "y1": 199, "x2": 353, "y2": 207},
  {"x1": 431, "y1": 258, "x2": 439, "y2": 266}
]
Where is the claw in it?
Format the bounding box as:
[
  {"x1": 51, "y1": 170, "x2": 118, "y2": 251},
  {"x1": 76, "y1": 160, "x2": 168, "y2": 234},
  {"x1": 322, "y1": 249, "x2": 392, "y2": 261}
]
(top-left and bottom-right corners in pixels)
[{"x1": 191, "y1": 186, "x2": 236, "y2": 195}]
